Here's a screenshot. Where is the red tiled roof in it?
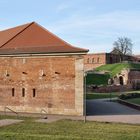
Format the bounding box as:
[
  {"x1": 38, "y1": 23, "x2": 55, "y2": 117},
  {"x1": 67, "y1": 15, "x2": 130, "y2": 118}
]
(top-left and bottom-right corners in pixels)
[{"x1": 0, "y1": 22, "x2": 88, "y2": 55}]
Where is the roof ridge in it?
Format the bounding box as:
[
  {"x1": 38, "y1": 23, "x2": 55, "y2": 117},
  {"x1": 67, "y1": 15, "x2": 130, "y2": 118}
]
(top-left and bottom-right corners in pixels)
[
  {"x1": 0, "y1": 22, "x2": 35, "y2": 49},
  {"x1": 34, "y1": 22, "x2": 75, "y2": 47},
  {"x1": 34, "y1": 22, "x2": 88, "y2": 52}
]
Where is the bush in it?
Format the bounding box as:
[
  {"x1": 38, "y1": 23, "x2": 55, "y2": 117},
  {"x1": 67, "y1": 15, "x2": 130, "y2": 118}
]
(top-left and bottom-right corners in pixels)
[
  {"x1": 86, "y1": 73, "x2": 110, "y2": 86},
  {"x1": 119, "y1": 93, "x2": 140, "y2": 100}
]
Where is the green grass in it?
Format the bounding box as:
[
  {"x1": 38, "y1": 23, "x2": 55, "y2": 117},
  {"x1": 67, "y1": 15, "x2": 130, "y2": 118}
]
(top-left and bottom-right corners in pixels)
[
  {"x1": 0, "y1": 114, "x2": 35, "y2": 121},
  {"x1": 86, "y1": 93, "x2": 119, "y2": 100},
  {"x1": 86, "y1": 73, "x2": 110, "y2": 85},
  {"x1": 0, "y1": 116, "x2": 140, "y2": 140},
  {"x1": 86, "y1": 63, "x2": 140, "y2": 85},
  {"x1": 126, "y1": 98, "x2": 140, "y2": 105},
  {"x1": 95, "y1": 62, "x2": 140, "y2": 77},
  {"x1": 86, "y1": 91, "x2": 140, "y2": 100}
]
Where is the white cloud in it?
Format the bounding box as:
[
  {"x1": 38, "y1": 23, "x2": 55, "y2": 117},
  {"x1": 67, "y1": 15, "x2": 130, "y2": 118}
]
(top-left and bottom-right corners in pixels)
[
  {"x1": 47, "y1": 10, "x2": 140, "y2": 33},
  {"x1": 45, "y1": 10, "x2": 140, "y2": 53},
  {"x1": 56, "y1": 3, "x2": 72, "y2": 12},
  {"x1": 57, "y1": 4, "x2": 68, "y2": 11}
]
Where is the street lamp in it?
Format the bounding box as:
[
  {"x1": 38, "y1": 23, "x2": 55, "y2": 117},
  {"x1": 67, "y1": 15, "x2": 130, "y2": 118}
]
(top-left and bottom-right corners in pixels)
[
  {"x1": 84, "y1": 71, "x2": 87, "y2": 123},
  {"x1": 108, "y1": 78, "x2": 113, "y2": 102}
]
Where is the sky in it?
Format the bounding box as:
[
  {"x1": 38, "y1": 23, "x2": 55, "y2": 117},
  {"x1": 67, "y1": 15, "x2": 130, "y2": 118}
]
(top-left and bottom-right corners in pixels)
[{"x1": 0, "y1": 0, "x2": 140, "y2": 54}]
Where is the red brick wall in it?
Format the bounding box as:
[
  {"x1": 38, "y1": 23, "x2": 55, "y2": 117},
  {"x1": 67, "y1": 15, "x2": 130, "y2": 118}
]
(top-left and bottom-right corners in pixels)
[
  {"x1": 129, "y1": 70, "x2": 140, "y2": 82},
  {"x1": 0, "y1": 56, "x2": 84, "y2": 115},
  {"x1": 84, "y1": 53, "x2": 106, "y2": 71},
  {"x1": 84, "y1": 53, "x2": 136, "y2": 71}
]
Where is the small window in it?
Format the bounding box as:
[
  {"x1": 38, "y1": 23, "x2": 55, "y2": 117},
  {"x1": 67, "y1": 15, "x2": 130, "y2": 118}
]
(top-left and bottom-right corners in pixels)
[
  {"x1": 97, "y1": 57, "x2": 100, "y2": 63},
  {"x1": 92, "y1": 58, "x2": 94, "y2": 63},
  {"x1": 22, "y1": 72, "x2": 27, "y2": 75},
  {"x1": 87, "y1": 58, "x2": 90, "y2": 63},
  {"x1": 12, "y1": 88, "x2": 15, "y2": 97},
  {"x1": 33, "y1": 88, "x2": 36, "y2": 97},
  {"x1": 22, "y1": 88, "x2": 25, "y2": 97}
]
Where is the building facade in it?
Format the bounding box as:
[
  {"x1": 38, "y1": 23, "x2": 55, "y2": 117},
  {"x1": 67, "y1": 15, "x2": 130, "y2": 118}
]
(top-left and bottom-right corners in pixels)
[
  {"x1": 84, "y1": 53, "x2": 136, "y2": 71},
  {"x1": 135, "y1": 55, "x2": 140, "y2": 62},
  {"x1": 113, "y1": 69, "x2": 140, "y2": 89},
  {"x1": 0, "y1": 22, "x2": 88, "y2": 116}
]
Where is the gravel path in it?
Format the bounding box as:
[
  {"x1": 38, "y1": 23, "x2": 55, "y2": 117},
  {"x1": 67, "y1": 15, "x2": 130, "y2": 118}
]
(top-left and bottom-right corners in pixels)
[
  {"x1": 86, "y1": 99, "x2": 140, "y2": 115},
  {"x1": 37, "y1": 99, "x2": 140, "y2": 124},
  {"x1": 0, "y1": 119, "x2": 23, "y2": 127}
]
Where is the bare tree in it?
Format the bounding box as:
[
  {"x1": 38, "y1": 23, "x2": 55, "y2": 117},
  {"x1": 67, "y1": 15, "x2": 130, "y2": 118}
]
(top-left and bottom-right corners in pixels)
[{"x1": 112, "y1": 37, "x2": 133, "y2": 61}]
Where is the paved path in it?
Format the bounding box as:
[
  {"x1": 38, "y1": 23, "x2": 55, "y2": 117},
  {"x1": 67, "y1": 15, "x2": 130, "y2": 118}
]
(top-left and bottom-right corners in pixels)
[
  {"x1": 86, "y1": 99, "x2": 140, "y2": 115},
  {"x1": 36, "y1": 115, "x2": 84, "y2": 123},
  {"x1": 1, "y1": 99, "x2": 140, "y2": 125},
  {"x1": 87, "y1": 115, "x2": 140, "y2": 124},
  {"x1": 37, "y1": 99, "x2": 140, "y2": 124},
  {"x1": 0, "y1": 119, "x2": 23, "y2": 127}
]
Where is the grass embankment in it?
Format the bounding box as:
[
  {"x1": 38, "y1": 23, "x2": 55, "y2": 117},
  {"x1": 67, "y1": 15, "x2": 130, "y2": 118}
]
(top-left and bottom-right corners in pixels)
[
  {"x1": 87, "y1": 91, "x2": 140, "y2": 100},
  {"x1": 118, "y1": 92, "x2": 140, "y2": 105},
  {"x1": 0, "y1": 115, "x2": 140, "y2": 140},
  {"x1": 126, "y1": 98, "x2": 140, "y2": 105},
  {"x1": 95, "y1": 62, "x2": 140, "y2": 77},
  {"x1": 86, "y1": 62, "x2": 140, "y2": 85},
  {"x1": 86, "y1": 93, "x2": 119, "y2": 100},
  {"x1": 86, "y1": 73, "x2": 110, "y2": 85}
]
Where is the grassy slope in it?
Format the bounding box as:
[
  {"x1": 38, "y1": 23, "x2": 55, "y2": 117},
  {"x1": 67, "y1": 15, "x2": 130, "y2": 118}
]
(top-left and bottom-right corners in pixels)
[
  {"x1": 86, "y1": 73, "x2": 110, "y2": 85},
  {"x1": 126, "y1": 98, "x2": 140, "y2": 105},
  {"x1": 95, "y1": 62, "x2": 140, "y2": 77},
  {"x1": 86, "y1": 63, "x2": 140, "y2": 85},
  {"x1": 87, "y1": 91, "x2": 140, "y2": 100},
  {"x1": 0, "y1": 117, "x2": 140, "y2": 140},
  {"x1": 86, "y1": 93, "x2": 119, "y2": 100}
]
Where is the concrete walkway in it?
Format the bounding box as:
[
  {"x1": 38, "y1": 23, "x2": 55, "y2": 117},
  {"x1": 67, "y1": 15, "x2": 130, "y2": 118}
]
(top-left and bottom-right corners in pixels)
[
  {"x1": 86, "y1": 99, "x2": 140, "y2": 116},
  {"x1": 87, "y1": 115, "x2": 140, "y2": 124},
  {"x1": 0, "y1": 119, "x2": 23, "y2": 127},
  {"x1": 37, "y1": 99, "x2": 140, "y2": 124},
  {"x1": 36, "y1": 115, "x2": 84, "y2": 123},
  {"x1": 0, "y1": 99, "x2": 139, "y2": 125},
  {"x1": 37, "y1": 114, "x2": 140, "y2": 124}
]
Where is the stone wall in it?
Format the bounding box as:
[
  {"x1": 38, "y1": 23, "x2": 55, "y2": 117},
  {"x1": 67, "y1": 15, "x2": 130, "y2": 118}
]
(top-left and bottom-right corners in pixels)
[
  {"x1": 84, "y1": 53, "x2": 123, "y2": 71},
  {"x1": 84, "y1": 53, "x2": 138, "y2": 71},
  {"x1": 88, "y1": 85, "x2": 132, "y2": 93},
  {"x1": 129, "y1": 70, "x2": 140, "y2": 82},
  {"x1": 0, "y1": 55, "x2": 84, "y2": 116},
  {"x1": 84, "y1": 53, "x2": 106, "y2": 71},
  {"x1": 112, "y1": 69, "x2": 140, "y2": 90}
]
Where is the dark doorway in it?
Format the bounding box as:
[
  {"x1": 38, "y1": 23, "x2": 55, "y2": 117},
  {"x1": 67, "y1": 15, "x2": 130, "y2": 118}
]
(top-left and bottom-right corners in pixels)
[
  {"x1": 119, "y1": 76, "x2": 124, "y2": 85},
  {"x1": 110, "y1": 57, "x2": 113, "y2": 64}
]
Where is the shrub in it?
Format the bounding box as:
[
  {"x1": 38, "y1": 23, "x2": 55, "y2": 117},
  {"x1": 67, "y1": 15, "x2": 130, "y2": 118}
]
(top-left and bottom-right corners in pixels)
[{"x1": 119, "y1": 93, "x2": 140, "y2": 100}]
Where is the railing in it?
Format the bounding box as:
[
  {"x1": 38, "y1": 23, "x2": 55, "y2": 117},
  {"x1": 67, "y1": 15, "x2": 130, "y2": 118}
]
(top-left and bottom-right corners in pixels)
[
  {"x1": 40, "y1": 109, "x2": 47, "y2": 119},
  {"x1": 4, "y1": 106, "x2": 18, "y2": 118}
]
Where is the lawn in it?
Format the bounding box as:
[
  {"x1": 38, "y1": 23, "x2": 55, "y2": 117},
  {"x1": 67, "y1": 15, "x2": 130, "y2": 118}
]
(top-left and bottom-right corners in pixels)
[
  {"x1": 86, "y1": 73, "x2": 110, "y2": 85},
  {"x1": 95, "y1": 62, "x2": 140, "y2": 77},
  {"x1": 126, "y1": 98, "x2": 140, "y2": 105},
  {"x1": 87, "y1": 91, "x2": 140, "y2": 100},
  {"x1": 86, "y1": 93, "x2": 119, "y2": 100},
  {"x1": 86, "y1": 63, "x2": 140, "y2": 86},
  {"x1": 0, "y1": 116, "x2": 140, "y2": 140}
]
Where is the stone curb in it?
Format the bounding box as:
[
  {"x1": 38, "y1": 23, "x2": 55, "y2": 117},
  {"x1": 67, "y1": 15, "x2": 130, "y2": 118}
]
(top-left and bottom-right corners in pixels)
[{"x1": 118, "y1": 99, "x2": 140, "y2": 111}]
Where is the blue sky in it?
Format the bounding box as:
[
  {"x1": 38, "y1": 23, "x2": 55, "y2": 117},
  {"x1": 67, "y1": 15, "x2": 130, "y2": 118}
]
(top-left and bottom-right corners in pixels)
[{"x1": 0, "y1": 0, "x2": 140, "y2": 54}]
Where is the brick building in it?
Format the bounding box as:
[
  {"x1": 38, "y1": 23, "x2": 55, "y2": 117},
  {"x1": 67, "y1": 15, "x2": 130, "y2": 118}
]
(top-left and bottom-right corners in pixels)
[
  {"x1": 0, "y1": 22, "x2": 88, "y2": 116},
  {"x1": 84, "y1": 53, "x2": 136, "y2": 71},
  {"x1": 113, "y1": 68, "x2": 140, "y2": 89},
  {"x1": 135, "y1": 55, "x2": 140, "y2": 62}
]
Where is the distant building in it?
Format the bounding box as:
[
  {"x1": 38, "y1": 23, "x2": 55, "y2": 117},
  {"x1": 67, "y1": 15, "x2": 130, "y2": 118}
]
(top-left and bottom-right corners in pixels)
[
  {"x1": 113, "y1": 69, "x2": 140, "y2": 89},
  {"x1": 0, "y1": 22, "x2": 88, "y2": 116},
  {"x1": 84, "y1": 53, "x2": 137, "y2": 71},
  {"x1": 135, "y1": 55, "x2": 140, "y2": 62}
]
